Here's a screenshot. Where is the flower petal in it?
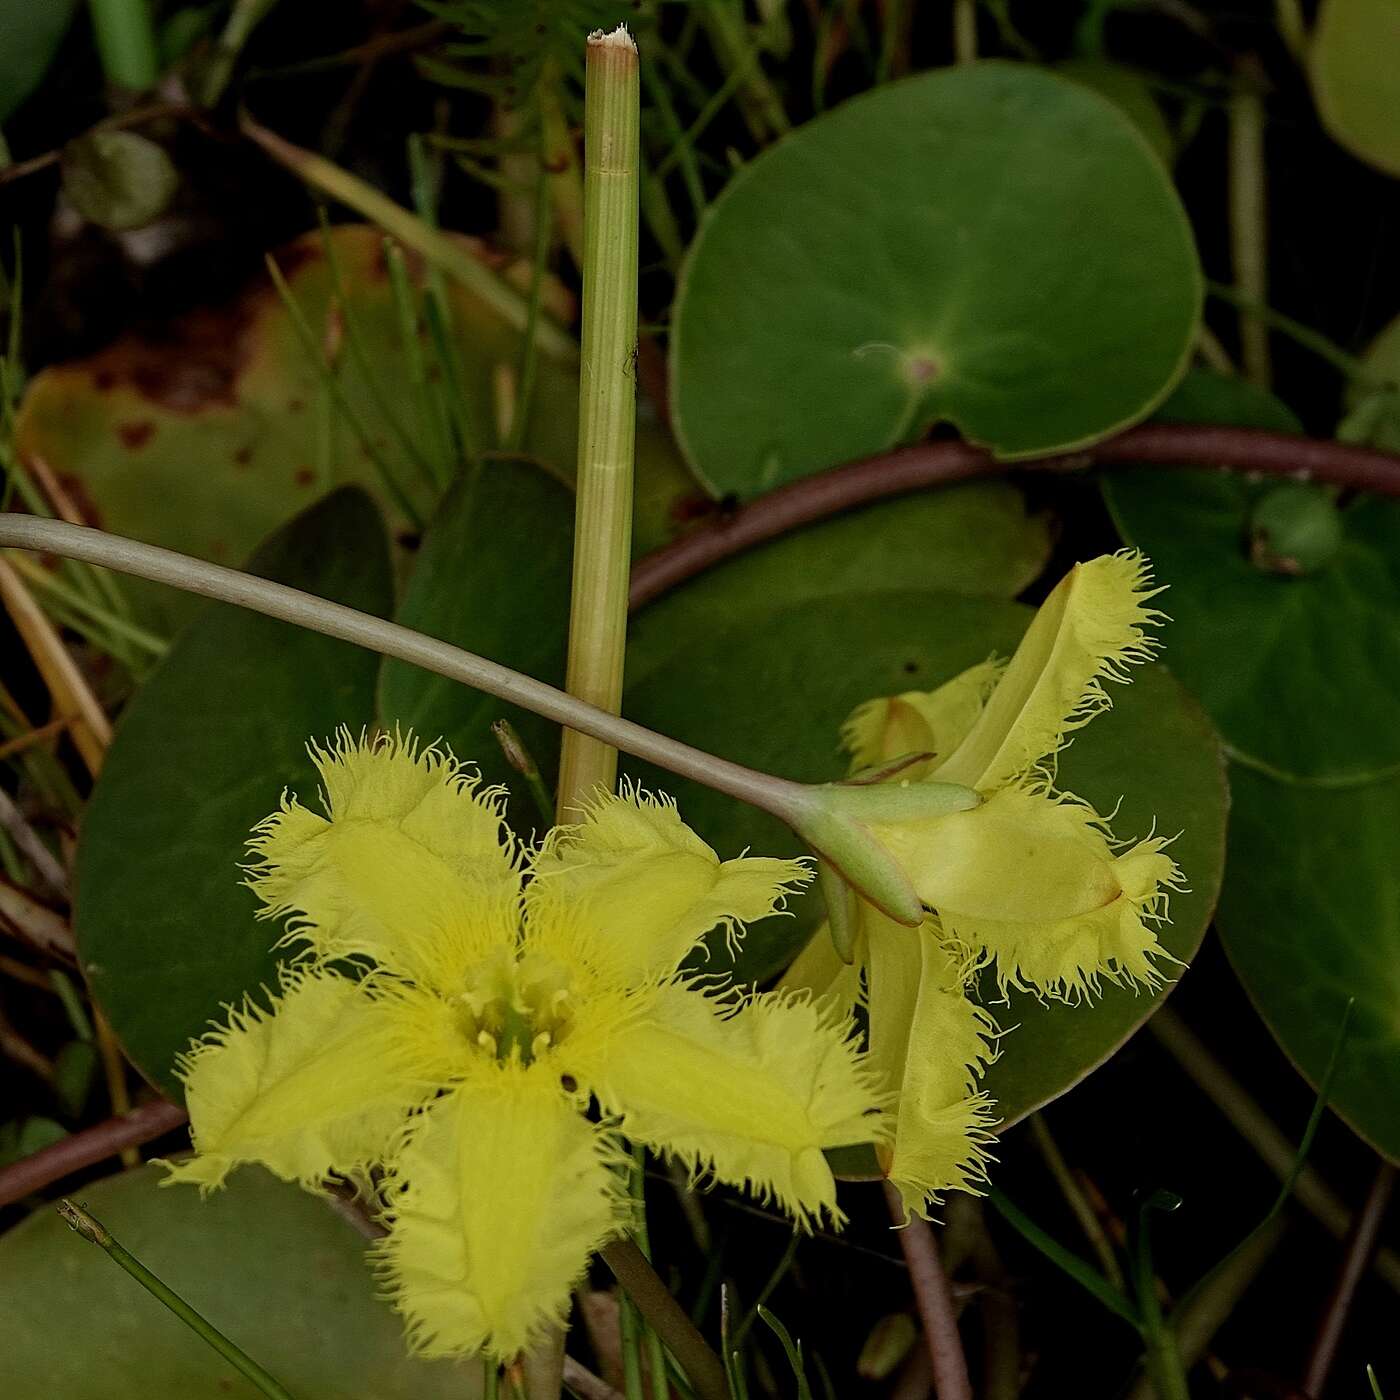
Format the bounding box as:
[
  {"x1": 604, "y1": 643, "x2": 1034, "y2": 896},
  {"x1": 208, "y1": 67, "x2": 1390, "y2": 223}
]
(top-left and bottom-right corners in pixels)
[
  {"x1": 841, "y1": 660, "x2": 1004, "y2": 777},
  {"x1": 375, "y1": 1067, "x2": 627, "y2": 1362},
  {"x1": 873, "y1": 785, "x2": 1124, "y2": 924},
  {"x1": 869, "y1": 784, "x2": 1181, "y2": 1000},
  {"x1": 934, "y1": 551, "x2": 1164, "y2": 790},
  {"x1": 590, "y1": 982, "x2": 886, "y2": 1227},
  {"x1": 162, "y1": 968, "x2": 458, "y2": 1193},
  {"x1": 777, "y1": 927, "x2": 863, "y2": 1012},
  {"x1": 247, "y1": 730, "x2": 519, "y2": 990},
  {"x1": 939, "y1": 832, "x2": 1183, "y2": 1001},
  {"x1": 862, "y1": 910, "x2": 998, "y2": 1219},
  {"x1": 527, "y1": 788, "x2": 809, "y2": 981}
]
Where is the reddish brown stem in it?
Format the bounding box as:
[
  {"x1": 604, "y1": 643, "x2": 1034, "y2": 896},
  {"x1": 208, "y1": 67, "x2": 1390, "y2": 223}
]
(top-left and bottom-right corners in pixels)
[
  {"x1": 1302, "y1": 1162, "x2": 1398, "y2": 1397},
  {"x1": 885, "y1": 1181, "x2": 973, "y2": 1400},
  {"x1": 0, "y1": 1100, "x2": 187, "y2": 1207},
  {"x1": 628, "y1": 425, "x2": 1400, "y2": 609}
]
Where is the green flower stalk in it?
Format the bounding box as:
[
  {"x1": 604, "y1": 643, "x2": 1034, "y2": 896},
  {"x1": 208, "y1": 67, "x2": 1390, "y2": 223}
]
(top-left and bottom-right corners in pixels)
[{"x1": 556, "y1": 25, "x2": 642, "y2": 816}]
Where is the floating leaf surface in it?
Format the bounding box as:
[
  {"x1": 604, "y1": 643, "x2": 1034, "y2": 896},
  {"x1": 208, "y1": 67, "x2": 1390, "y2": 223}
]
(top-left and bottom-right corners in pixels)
[
  {"x1": 0, "y1": 1165, "x2": 481, "y2": 1399},
  {"x1": 1217, "y1": 765, "x2": 1400, "y2": 1161},
  {"x1": 74, "y1": 490, "x2": 391, "y2": 1096},
  {"x1": 1311, "y1": 0, "x2": 1400, "y2": 177},
  {"x1": 627, "y1": 481, "x2": 1052, "y2": 691},
  {"x1": 671, "y1": 62, "x2": 1200, "y2": 496},
  {"x1": 1104, "y1": 372, "x2": 1400, "y2": 784}
]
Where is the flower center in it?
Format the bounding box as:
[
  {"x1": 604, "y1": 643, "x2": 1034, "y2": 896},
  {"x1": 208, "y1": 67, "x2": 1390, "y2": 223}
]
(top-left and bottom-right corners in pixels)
[{"x1": 457, "y1": 949, "x2": 575, "y2": 1065}]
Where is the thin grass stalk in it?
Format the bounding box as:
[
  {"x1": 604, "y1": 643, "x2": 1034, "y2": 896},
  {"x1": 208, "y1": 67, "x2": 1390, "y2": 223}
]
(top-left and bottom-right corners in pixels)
[
  {"x1": 641, "y1": 62, "x2": 705, "y2": 226},
  {"x1": 539, "y1": 65, "x2": 586, "y2": 267},
  {"x1": 6, "y1": 554, "x2": 166, "y2": 659},
  {"x1": 316, "y1": 213, "x2": 441, "y2": 494},
  {"x1": 0, "y1": 558, "x2": 112, "y2": 774},
  {"x1": 701, "y1": 1, "x2": 789, "y2": 140},
  {"x1": 384, "y1": 240, "x2": 455, "y2": 483},
  {"x1": 505, "y1": 142, "x2": 553, "y2": 454},
  {"x1": 58, "y1": 1200, "x2": 297, "y2": 1399},
  {"x1": 263, "y1": 255, "x2": 425, "y2": 528},
  {"x1": 200, "y1": 0, "x2": 281, "y2": 105},
  {"x1": 626, "y1": 1147, "x2": 671, "y2": 1400},
  {"x1": 241, "y1": 114, "x2": 577, "y2": 363},
  {"x1": 1029, "y1": 1112, "x2": 1125, "y2": 1290},
  {"x1": 555, "y1": 26, "x2": 641, "y2": 816}
]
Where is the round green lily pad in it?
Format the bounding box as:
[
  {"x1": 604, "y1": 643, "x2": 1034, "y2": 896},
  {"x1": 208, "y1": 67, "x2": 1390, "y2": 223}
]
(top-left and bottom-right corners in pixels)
[
  {"x1": 1103, "y1": 373, "x2": 1400, "y2": 785},
  {"x1": 1054, "y1": 58, "x2": 1174, "y2": 166},
  {"x1": 0, "y1": 1165, "x2": 481, "y2": 1399},
  {"x1": 670, "y1": 61, "x2": 1201, "y2": 498},
  {"x1": 622, "y1": 589, "x2": 1226, "y2": 1126},
  {"x1": 1217, "y1": 765, "x2": 1400, "y2": 1162},
  {"x1": 1311, "y1": 0, "x2": 1400, "y2": 178}
]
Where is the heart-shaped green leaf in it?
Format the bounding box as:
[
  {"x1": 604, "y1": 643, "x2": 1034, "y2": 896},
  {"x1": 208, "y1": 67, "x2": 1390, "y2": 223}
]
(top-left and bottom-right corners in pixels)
[
  {"x1": 378, "y1": 459, "x2": 575, "y2": 831},
  {"x1": 0, "y1": 1165, "x2": 480, "y2": 1398},
  {"x1": 0, "y1": 0, "x2": 79, "y2": 123},
  {"x1": 1103, "y1": 372, "x2": 1400, "y2": 784},
  {"x1": 622, "y1": 589, "x2": 1226, "y2": 1125},
  {"x1": 626, "y1": 480, "x2": 1052, "y2": 691},
  {"x1": 1311, "y1": 0, "x2": 1400, "y2": 178},
  {"x1": 670, "y1": 61, "x2": 1201, "y2": 497},
  {"x1": 75, "y1": 489, "x2": 392, "y2": 1097},
  {"x1": 1216, "y1": 765, "x2": 1400, "y2": 1161},
  {"x1": 1054, "y1": 58, "x2": 1174, "y2": 165}
]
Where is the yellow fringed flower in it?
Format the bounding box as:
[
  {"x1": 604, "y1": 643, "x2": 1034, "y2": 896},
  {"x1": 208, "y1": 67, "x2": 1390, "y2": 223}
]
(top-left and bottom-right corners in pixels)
[
  {"x1": 784, "y1": 551, "x2": 1185, "y2": 1217},
  {"x1": 163, "y1": 731, "x2": 887, "y2": 1363},
  {"x1": 784, "y1": 903, "x2": 1000, "y2": 1219},
  {"x1": 842, "y1": 549, "x2": 1183, "y2": 1001}
]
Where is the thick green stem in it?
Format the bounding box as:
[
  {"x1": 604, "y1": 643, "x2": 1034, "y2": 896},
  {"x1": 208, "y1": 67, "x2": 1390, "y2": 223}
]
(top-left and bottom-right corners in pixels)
[
  {"x1": 556, "y1": 27, "x2": 640, "y2": 817},
  {"x1": 87, "y1": 0, "x2": 159, "y2": 91},
  {"x1": 58, "y1": 1199, "x2": 296, "y2": 1400}
]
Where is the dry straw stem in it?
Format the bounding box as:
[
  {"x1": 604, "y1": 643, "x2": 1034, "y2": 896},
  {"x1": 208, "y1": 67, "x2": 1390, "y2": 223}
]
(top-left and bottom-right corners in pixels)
[
  {"x1": 0, "y1": 873, "x2": 76, "y2": 960},
  {"x1": 0, "y1": 558, "x2": 111, "y2": 775},
  {"x1": 556, "y1": 25, "x2": 641, "y2": 817},
  {"x1": 0, "y1": 558, "x2": 136, "y2": 1154}
]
